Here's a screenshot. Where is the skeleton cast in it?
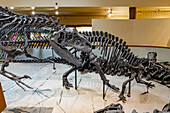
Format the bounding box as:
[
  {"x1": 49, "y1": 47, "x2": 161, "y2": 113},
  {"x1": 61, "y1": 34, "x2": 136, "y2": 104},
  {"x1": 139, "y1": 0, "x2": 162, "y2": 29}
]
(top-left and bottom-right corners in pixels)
[{"x1": 0, "y1": 6, "x2": 169, "y2": 103}]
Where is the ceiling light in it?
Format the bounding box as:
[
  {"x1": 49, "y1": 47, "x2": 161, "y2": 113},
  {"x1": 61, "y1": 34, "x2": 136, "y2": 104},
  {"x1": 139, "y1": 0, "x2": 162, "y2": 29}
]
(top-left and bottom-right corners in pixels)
[
  {"x1": 10, "y1": 7, "x2": 14, "y2": 9},
  {"x1": 55, "y1": 11, "x2": 59, "y2": 15},
  {"x1": 31, "y1": 6, "x2": 35, "y2": 9},
  {"x1": 108, "y1": 8, "x2": 112, "y2": 13},
  {"x1": 108, "y1": 13, "x2": 112, "y2": 17},
  {"x1": 137, "y1": 11, "x2": 142, "y2": 14},
  {"x1": 55, "y1": 6, "x2": 58, "y2": 9},
  {"x1": 32, "y1": 11, "x2": 35, "y2": 15}
]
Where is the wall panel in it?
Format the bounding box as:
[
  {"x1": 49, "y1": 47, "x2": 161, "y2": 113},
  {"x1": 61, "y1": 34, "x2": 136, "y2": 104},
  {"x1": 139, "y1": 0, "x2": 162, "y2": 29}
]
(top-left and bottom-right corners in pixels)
[
  {"x1": 92, "y1": 19, "x2": 170, "y2": 47},
  {"x1": 137, "y1": 12, "x2": 170, "y2": 19}
]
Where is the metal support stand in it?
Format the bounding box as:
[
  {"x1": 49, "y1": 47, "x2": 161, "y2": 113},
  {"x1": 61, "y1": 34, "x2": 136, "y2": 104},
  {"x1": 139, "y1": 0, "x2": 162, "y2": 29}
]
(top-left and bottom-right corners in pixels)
[
  {"x1": 103, "y1": 81, "x2": 105, "y2": 99},
  {"x1": 128, "y1": 74, "x2": 131, "y2": 97},
  {"x1": 52, "y1": 48, "x2": 56, "y2": 70},
  {"x1": 75, "y1": 52, "x2": 77, "y2": 90}
]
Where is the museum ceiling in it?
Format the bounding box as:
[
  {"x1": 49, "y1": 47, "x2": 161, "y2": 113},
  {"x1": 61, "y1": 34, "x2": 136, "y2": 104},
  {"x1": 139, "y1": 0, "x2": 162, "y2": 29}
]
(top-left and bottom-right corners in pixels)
[
  {"x1": 7, "y1": 6, "x2": 170, "y2": 25},
  {"x1": 9, "y1": 7, "x2": 129, "y2": 16}
]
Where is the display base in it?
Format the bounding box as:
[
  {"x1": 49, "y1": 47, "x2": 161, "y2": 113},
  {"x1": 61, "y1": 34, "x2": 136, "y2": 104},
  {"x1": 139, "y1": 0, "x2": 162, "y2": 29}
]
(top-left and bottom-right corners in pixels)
[{"x1": 1, "y1": 63, "x2": 170, "y2": 113}]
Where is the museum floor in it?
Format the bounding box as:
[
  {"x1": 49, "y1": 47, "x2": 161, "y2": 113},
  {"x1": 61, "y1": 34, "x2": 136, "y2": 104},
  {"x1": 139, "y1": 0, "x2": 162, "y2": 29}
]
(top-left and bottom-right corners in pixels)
[{"x1": 1, "y1": 62, "x2": 170, "y2": 113}]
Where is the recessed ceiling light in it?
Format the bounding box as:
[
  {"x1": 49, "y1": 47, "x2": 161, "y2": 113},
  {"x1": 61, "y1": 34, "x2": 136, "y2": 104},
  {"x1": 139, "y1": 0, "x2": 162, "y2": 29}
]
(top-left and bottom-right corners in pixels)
[
  {"x1": 31, "y1": 6, "x2": 35, "y2": 9},
  {"x1": 55, "y1": 11, "x2": 59, "y2": 15},
  {"x1": 108, "y1": 8, "x2": 112, "y2": 13},
  {"x1": 32, "y1": 11, "x2": 35, "y2": 15},
  {"x1": 55, "y1": 6, "x2": 58, "y2": 9},
  {"x1": 10, "y1": 7, "x2": 14, "y2": 9}
]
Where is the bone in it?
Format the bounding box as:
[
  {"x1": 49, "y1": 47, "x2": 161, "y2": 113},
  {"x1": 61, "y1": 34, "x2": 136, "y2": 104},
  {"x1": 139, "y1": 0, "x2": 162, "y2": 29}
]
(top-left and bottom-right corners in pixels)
[
  {"x1": 115, "y1": 39, "x2": 123, "y2": 58},
  {"x1": 95, "y1": 31, "x2": 100, "y2": 47},
  {"x1": 101, "y1": 32, "x2": 108, "y2": 55},
  {"x1": 0, "y1": 17, "x2": 19, "y2": 39},
  {"x1": 101, "y1": 37, "x2": 108, "y2": 56},
  {"x1": 128, "y1": 54, "x2": 134, "y2": 65},
  {"x1": 109, "y1": 37, "x2": 119, "y2": 62},
  {"x1": 105, "y1": 38, "x2": 111, "y2": 56},
  {"x1": 98, "y1": 37, "x2": 102, "y2": 50},
  {"x1": 107, "y1": 40, "x2": 114, "y2": 62},
  {"x1": 0, "y1": 6, "x2": 18, "y2": 16},
  {"x1": 0, "y1": 15, "x2": 15, "y2": 22},
  {"x1": 105, "y1": 32, "x2": 108, "y2": 37},
  {"x1": 89, "y1": 31, "x2": 92, "y2": 36},
  {"x1": 114, "y1": 41, "x2": 127, "y2": 70},
  {"x1": 81, "y1": 31, "x2": 84, "y2": 35}
]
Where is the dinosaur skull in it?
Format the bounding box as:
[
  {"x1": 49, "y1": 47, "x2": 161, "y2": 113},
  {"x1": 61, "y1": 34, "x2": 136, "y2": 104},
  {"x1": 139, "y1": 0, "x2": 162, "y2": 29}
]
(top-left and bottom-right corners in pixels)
[
  {"x1": 147, "y1": 52, "x2": 157, "y2": 68},
  {"x1": 49, "y1": 28, "x2": 92, "y2": 67}
]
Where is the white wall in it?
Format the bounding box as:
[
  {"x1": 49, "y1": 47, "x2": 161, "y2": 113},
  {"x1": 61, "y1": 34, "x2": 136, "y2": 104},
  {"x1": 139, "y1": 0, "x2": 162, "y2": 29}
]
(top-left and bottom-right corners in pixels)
[
  {"x1": 133, "y1": 19, "x2": 170, "y2": 46},
  {"x1": 92, "y1": 18, "x2": 170, "y2": 47},
  {"x1": 92, "y1": 19, "x2": 133, "y2": 44}
]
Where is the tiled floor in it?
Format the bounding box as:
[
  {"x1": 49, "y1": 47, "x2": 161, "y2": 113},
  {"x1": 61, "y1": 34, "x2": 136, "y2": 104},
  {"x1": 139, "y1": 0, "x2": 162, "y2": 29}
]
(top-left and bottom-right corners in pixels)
[{"x1": 1, "y1": 63, "x2": 170, "y2": 113}]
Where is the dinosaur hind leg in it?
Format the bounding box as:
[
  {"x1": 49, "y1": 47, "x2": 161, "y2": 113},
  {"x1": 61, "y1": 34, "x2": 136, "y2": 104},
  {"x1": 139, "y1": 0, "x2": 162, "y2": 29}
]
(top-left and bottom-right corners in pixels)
[
  {"x1": 118, "y1": 73, "x2": 136, "y2": 102},
  {"x1": 92, "y1": 60, "x2": 119, "y2": 92},
  {"x1": 135, "y1": 74, "x2": 155, "y2": 95},
  {"x1": 63, "y1": 66, "x2": 78, "y2": 89}
]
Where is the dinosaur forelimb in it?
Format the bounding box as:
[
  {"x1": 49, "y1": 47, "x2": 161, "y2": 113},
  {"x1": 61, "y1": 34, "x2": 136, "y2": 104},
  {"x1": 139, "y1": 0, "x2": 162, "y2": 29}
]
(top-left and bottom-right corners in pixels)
[
  {"x1": 135, "y1": 74, "x2": 155, "y2": 95},
  {"x1": 63, "y1": 67, "x2": 79, "y2": 89}
]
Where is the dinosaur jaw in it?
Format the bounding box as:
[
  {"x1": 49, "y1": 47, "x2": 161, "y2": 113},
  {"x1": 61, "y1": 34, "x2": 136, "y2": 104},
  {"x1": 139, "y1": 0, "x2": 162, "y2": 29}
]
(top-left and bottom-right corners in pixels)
[{"x1": 71, "y1": 44, "x2": 92, "y2": 53}]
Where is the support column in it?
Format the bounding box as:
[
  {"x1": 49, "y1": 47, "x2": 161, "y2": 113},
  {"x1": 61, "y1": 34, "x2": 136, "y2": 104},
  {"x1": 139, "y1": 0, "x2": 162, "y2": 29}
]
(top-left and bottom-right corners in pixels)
[{"x1": 129, "y1": 7, "x2": 136, "y2": 19}]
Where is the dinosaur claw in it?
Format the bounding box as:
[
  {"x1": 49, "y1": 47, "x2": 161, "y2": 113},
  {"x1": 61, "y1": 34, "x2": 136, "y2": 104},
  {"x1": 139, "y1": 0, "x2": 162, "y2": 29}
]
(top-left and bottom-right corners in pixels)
[
  {"x1": 64, "y1": 85, "x2": 70, "y2": 90},
  {"x1": 118, "y1": 95, "x2": 126, "y2": 103},
  {"x1": 67, "y1": 83, "x2": 73, "y2": 87},
  {"x1": 63, "y1": 78, "x2": 73, "y2": 90},
  {"x1": 148, "y1": 82, "x2": 155, "y2": 88},
  {"x1": 109, "y1": 84, "x2": 119, "y2": 92},
  {"x1": 24, "y1": 75, "x2": 31, "y2": 79}
]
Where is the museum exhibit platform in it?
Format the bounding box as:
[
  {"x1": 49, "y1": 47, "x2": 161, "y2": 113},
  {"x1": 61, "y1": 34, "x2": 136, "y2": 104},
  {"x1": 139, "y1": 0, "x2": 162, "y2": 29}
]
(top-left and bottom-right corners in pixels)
[
  {"x1": 1, "y1": 0, "x2": 170, "y2": 112},
  {"x1": 0, "y1": 47, "x2": 170, "y2": 113}
]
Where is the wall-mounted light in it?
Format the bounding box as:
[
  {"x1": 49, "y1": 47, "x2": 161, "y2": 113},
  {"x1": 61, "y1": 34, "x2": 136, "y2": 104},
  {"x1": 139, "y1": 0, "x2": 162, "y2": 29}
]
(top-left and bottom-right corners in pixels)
[
  {"x1": 31, "y1": 6, "x2": 35, "y2": 10},
  {"x1": 10, "y1": 7, "x2": 14, "y2": 9},
  {"x1": 32, "y1": 11, "x2": 35, "y2": 15},
  {"x1": 55, "y1": 11, "x2": 59, "y2": 15},
  {"x1": 55, "y1": 6, "x2": 58, "y2": 9}
]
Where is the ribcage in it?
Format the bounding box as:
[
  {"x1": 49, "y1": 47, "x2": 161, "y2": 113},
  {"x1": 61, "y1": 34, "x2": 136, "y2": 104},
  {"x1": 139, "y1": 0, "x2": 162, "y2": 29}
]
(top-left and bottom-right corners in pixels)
[{"x1": 79, "y1": 31, "x2": 146, "y2": 76}]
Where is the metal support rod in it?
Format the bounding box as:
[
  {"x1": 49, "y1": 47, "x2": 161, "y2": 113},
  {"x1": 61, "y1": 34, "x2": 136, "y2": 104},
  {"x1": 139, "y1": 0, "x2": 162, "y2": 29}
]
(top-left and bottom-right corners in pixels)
[
  {"x1": 52, "y1": 48, "x2": 56, "y2": 70},
  {"x1": 128, "y1": 74, "x2": 131, "y2": 97},
  {"x1": 75, "y1": 52, "x2": 77, "y2": 90},
  {"x1": 103, "y1": 81, "x2": 105, "y2": 99}
]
